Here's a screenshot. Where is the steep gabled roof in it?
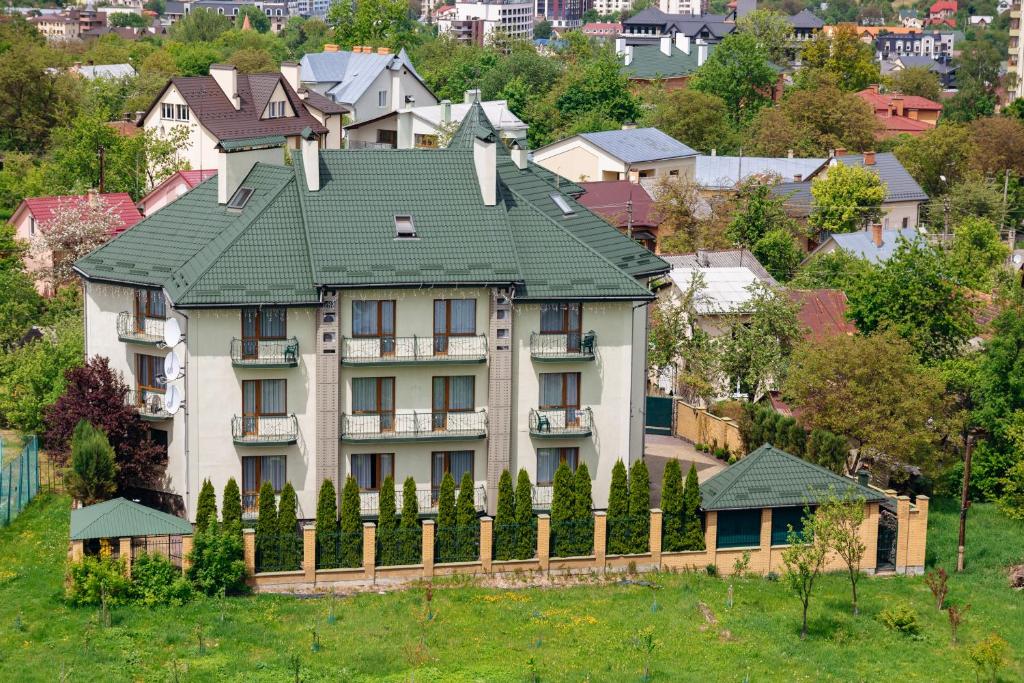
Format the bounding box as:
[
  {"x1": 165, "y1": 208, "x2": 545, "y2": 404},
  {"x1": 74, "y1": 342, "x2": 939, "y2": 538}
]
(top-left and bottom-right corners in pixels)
[
  {"x1": 13, "y1": 193, "x2": 142, "y2": 236},
  {"x1": 300, "y1": 48, "x2": 431, "y2": 107}
]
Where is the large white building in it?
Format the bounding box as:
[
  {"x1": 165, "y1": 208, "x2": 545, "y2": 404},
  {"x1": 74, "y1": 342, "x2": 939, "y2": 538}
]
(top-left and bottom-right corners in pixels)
[
  {"x1": 436, "y1": 0, "x2": 535, "y2": 45},
  {"x1": 1009, "y1": 0, "x2": 1023, "y2": 100},
  {"x1": 75, "y1": 105, "x2": 667, "y2": 522}
]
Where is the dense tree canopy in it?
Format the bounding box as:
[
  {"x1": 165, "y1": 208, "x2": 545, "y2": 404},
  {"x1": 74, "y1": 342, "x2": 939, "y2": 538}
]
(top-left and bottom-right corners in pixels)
[{"x1": 690, "y1": 32, "x2": 777, "y2": 124}]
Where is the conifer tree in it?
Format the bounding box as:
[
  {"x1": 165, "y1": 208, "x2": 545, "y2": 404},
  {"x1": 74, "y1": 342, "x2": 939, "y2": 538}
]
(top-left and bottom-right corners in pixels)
[
  {"x1": 435, "y1": 472, "x2": 457, "y2": 562},
  {"x1": 607, "y1": 459, "x2": 630, "y2": 554},
  {"x1": 628, "y1": 459, "x2": 651, "y2": 554},
  {"x1": 254, "y1": 481, "x2": 278, "y2": 570},
  {"x1": 195, "y1": 479, "x2": 217, "y2": 533},
  {"x1": 661, "y1": 459, "x2": 684, "y2": 551},
  {"x1": 315, "y1": 478, "x2": 338, "y2": 566},
  {"x1": 494, "y1": 469, "x2": 515, "y2": 561},
  {"x1": 277, "y1": 482, "x2": 300, "y2": 570},
  {"x1": 222, "y1": 477, "x2": 242, "y2": 538},
  {"x1": 550, "y1": 463, "x2": 575, "y2": 557},
  {"x1": 455, "y1": 471, "x2": 479, "y2": 561},
  {"x1": 399, "y1": 476, "x2": 421, "y2": 564},
  {"x1": 339, "y1": 475, "x2": 362, "y2": 568},
  {"x1": 682, "y1": 464, "x2": 705, "y2": 550},
  {"x1": 572, "y1": 462, "x2": 594, "y2": 555},
  {"x1": 786, "y1": 422, "x2": 807, "y2": 457},
  {"x1": 376, "y1": 474, "x2": 398, "y2": 566},
  {"x1": 65, "y1": 420, "x2": 117, "y2": 505},
  {"x1": 514, "y1": 468, "x2": 535, "y2": 559}
]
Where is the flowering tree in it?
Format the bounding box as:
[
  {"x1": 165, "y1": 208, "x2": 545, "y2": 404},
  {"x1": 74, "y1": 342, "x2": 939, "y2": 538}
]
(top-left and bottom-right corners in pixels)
[{"x1": 31, "y1": 196, "x2": 121, "y2": 286}]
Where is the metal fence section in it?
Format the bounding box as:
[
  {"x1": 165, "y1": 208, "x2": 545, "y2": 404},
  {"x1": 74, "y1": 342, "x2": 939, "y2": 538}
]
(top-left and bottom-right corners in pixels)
[
  {"x1": 606, "y1": 514, "x2": 650, "y2": 555},
  {"x1": 0, "y1": 436, "x2": 40, "y2": 527},
  {"x1": 340, "y1": 410, "x2": 487, "y2": 441},
  {"x1": 315, "y1": 530, "x2": 363, "y2": 570},
  {"x1": 131, "y1": 535, "x2": 184, "y2": 568},
  {"x1": 435, "y1": 523, "x2": 480, "y2": 563},
  {"x1": 255, "y1": 532, "x2": 303, "y2": 573},
  {"x1": 341, "y1": 335, "x2": 487, "y2": 364},
  {"x1": 375, "y1": 524, "x2": 422, "y2": 566},
  {"x1": 550, "y1": 517, "x2": 594, "y2": 558},
  {"x1": 492, "y1": 520, "x2": 537, "y2": 561},
  {"x1": 359, "y1": 485, "x2": 486, "y2": 516}
]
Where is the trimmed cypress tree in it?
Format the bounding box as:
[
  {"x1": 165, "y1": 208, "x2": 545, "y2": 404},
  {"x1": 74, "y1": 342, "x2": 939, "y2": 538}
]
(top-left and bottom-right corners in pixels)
[
  {"x1": 195, "y1": 479, "x2": 217, "y2": 533},
  {"x1": 572, "y1": 462, "x2": 593, "y2": 555},
  {"x1": 494, "y1": 469, "x2": 515, "y2": 561},
  {"x1": 254, "y1": 481, "x2": 278, "y2": 571},
  {"x1": 277, "y1": 482, "x2": 300, "y2": 570},
  {"x1": 339, "y1": 476, "x2": 362, "y2": 568},
  {"x1": 661, "y1": 459, "x2": 684, "y2": 552},
  {"x1": 549, "y1": 463, "x2": 574, "y2": 557},
  {"x1": 377, "y1": 475, "x2": 398, "y2": 566},
  {"x1": 435, "y1": 472, "x2": 457, "y2": 563},
  {"x1": 682, "y1": 464, "x2": 705, "y2": 550},
  {"x1": 455, "y1": 471, "x2": 479, "y2": 561},
  {"x1": 222, "y1": 478, "x2": 242, "y2": 538},
  {"x1": 514, "y1": 469, "x2": 535, "y2": 560},
  {"x1": 399, "y1": 476, "x2": 421, "y2": 565},
  {"x1": 606, "y1": 460, "x2": 630, "y2": 555},
  {"x1": 315, "y1": 478, "x2": 338, "y2": 566},
  {"x1": 628, "y1": 459, "x2": 651, "y2": 554}
]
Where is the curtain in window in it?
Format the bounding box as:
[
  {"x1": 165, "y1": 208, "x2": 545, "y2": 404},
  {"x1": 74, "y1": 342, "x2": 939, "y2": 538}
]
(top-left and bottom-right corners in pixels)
[
  {"x1": 450, "y1": 451, "x2": 473, "y2": 483},
  {"x1": 260, "y1": 308, "x2": 286, "y2": 338},
  {"x1": 352, "y1": 378, "x2": 378, "y2": 412},
  {"x1": 540, "y1": 374, "x2": 563, "y2": 408},
  {"x1": 352, "y1": 454, "x2": 373, "y2": 490},
  {"x1": 432, "y1": 377, "x2": 445, "y2": 412},
  {"x1": 242, "y1": 457, "x2": 258, "y2": 494},
  {"x1": 433, "y1": 300, "x2": 446, "y2": 335},
  {"x1": 449, "y1": 377, "x2": 473, "y2": 410},
  {"x1": 432, "y1": 453, "x2": 445, "y2": 489},
  {"x1": 380, "y1": 301, "x2": 394, "y2": 335},
  {"x1": 450, "y1": 300, "x2": 475, "y2": 334},
  {"x1": 352, "y1": 301, "x2": 377, "y2": 336},
  {"x1": 261, "y1": 380, "x2": 286, "y2": 414},
  {"x1": 242, "y1": 309, "x2": 258, "y2": 339},
  {"x1": 565, "y1": 373, "x2": 579, "y2": 408},
  {"x1": 243, "y1": 381, "x2": 258, "y2": 414},
  {"x1": 537, "y1": 448, "x2": 559, "y2": 485},
  {"x1": 264, "y1": 455, "x2": 286, "y2": 492},
  {"x1": 540, "y1": 304, "x2": 562, "y2": 333}
]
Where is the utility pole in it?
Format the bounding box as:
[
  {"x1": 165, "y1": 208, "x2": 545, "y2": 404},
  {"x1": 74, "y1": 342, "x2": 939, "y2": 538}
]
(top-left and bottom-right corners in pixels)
[
  {"x1": 957, "y1": 430, "x2": 980, "y2": 572},
  {"x1": 1000, "y1": 169, "x2": 1010, "y2": 235},
  {"x1": 97, "y1": 144, "x2": 106, "y2": 194}
]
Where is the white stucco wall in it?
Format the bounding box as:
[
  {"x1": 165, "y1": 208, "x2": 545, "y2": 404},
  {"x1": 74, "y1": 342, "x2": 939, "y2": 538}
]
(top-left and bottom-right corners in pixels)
[
  {"x1": 142, "y1": 85, "x2": 218, "y2": 173},
  {"x1": 348, "y1": 68, "x2": 437, "y2": 123},
  {"x1": 533, "y1": 138, "x2": 696, "y2": 183}
]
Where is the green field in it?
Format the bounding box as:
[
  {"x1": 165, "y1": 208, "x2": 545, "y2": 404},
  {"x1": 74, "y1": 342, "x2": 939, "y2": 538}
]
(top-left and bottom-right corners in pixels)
[{"x1": 0, "y1": 494, "x2": 1021, "y2": 682}]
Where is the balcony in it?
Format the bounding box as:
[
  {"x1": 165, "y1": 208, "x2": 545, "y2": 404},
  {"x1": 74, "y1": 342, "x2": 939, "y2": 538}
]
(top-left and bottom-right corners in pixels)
[
  {"x1": 358, "y1": 484, "x2": 486, "y2": 516},
  {"x1": 528, "y1": 407, "x2": 593, "y2": 438},
  {"x1": 117, "y1": 311, "x2": 165, "y2": 345},
  {"x1": 230, "y1": 337, "x2": 299, "y2": 368},
  {"x1": 529, "y1": 331, "x2": 596, "y2": 362},
  {"x1": 340, "y1": 410, "x2": 487, "y2": 443},
  {"x1": 531, "y1": 485, "x2": 553, "y2": 510},
  {"x1": 341, "y1": 335, "x2": 487, "y2": 366},
  {"x1": 231, "y1": 415, "x2": 299, "y2": 445},
  {"x1": 127, "y1": 389, "x2": 172, "y2": 421}
]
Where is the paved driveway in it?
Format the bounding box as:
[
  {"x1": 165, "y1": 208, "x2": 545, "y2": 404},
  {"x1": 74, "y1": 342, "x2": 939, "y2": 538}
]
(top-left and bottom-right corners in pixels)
[{"x1": 644, "y1": 434, "x2": 727, "y2": 507}]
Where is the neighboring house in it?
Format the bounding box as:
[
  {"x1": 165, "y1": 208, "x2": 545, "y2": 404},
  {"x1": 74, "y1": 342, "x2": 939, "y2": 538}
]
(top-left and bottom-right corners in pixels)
[
  {"x1": 621, "y1": 8, "x2": 736, "y2": 46},
  {"x1": 10, "y1": 192, "x2": 142, "y2": 294},
  {"x1": 900, "y1": 8, "x2": 923, "y2": 29},
  {"x1": 139, "y1": 65, "x2": 334, "y2": 173},
  {"x1": 693, "y1": 153, "x2": 827, "y2": 191},
  {"x1": 875, "y1": 30, "x2": 956, "y2": 59},
  {"x1": 786, "y1": 289, "x2": 856, "y2": 342},
  {"x1": 582, "y1": 22, "x2": 622, "y2": 40},
  {"x1": 662, "y1": 249, "x2": 778, "y2": 287},
  {"x1": 659, "y1": 0, "x2": 707, "y2": 15},
  {"x1": 880, "y1": 55, "x2": 957, "y2": 89},
  {"x1": 773, "y1": 151, "x2": 929, "y2": 231},
  {"x1": 927, "y1": 0, "x2": 957, "y2": 27},
  {"x1": 297, "y1": 46, "x2": 437, "y2": 124},
  {"x1": 74, "y1": 104, "x2": 669, "y2": 521},
  {"x1": 577, "y1": 180, "x2": 661, "y2": 252},
  {"x1": 788, "y1": 9, "x2": 825, "y2": 41},
  {"x1": 804, "y1": 224, "x2": 920, "y2": 264},
  {"x1": 616, "y1": 35, "x2": 711, "y2": 89},
  {"x1": 970, "y1": 15, "x2": 994, "y2": 26},
  {"x1": 1012, "y1": 0, "x2": 1024, "y2": 101},
  {"x1": 138, "y1": 170, "x2": 217, "y2": 216},
  {"x1": 191, "y1": 0, "x2": 291, "y2": 33},
  {"x1": 435, "y1": 0, "x2": 534, "y2": 44},
  {"x1": 857, "y1": 85, "x2": 943, "y2": 137},
  {"x1": 343, "y1": 91, "x2": 527, "y2": 149},
  {"x1": 70, "y1": 63, "x2": 137, "y2": 79},
  {"x1": 30, "y1": 13, "x2": 81, "y2": 41},
  {"x1": 533, "y1": 127, "x2": 698, "y2": 183},
  {"x1": 535, "y1": 0, "x2": 588, "y2": 28}
]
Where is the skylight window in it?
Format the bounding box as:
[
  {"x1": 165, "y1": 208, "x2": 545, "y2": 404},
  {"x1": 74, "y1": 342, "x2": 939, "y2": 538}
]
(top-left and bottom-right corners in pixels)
[
  {"x1": 550, "y1": 193, "x2": 575, "y2": 216},
  {"x1": 227, "y1": 186, "x2": 254, "y2": 210},
  {"x1": 394, "y1": 214, "x2": 417, "y2": 239}
]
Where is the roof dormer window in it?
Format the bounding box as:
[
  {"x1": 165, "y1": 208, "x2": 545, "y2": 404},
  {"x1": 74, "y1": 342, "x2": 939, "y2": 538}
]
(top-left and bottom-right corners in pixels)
[{"x1": 394, "y1": 215, "x2": 417, "y2": 239}]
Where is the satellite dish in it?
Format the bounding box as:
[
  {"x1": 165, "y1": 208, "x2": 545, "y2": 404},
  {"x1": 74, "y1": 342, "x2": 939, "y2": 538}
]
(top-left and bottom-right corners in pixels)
[
  {"x1": 163, "y1": 350, "x2": 181, "y2": 380},
  {"x1": 163, "y1": 385, "x2": 183, "y2": 414},
  {"x1": 162, "y1": 318, "x2": 182, "y2": 348},
  {"x1": 1014, "y1": 253, "x2": 1023, "y2": 265}
]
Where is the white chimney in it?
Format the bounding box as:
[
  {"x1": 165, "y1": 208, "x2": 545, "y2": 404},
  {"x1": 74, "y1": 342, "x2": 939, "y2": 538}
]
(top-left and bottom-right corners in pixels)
[
  {"x1": 464, "y1": 88, "x2": 481, "y2": 104},
  {"x1": 216, "y1": 144, "x2": 283, "y2": 204},
  {"x1": 675, "y1": 33, "x2": 690, "y2": 54},
  {"x1": 624, "y1": 45, "x2": 634, "y2": 66},
  {"x1": 210, "y1": 64, "x2": 240, "y2": 110},
  {"x1": 390, "y1": 67, "x2": 401, "y2": 110},
  {"x1": 696, "y1": 40, "x2": 708, "y2": 66},
  {"x1": 301, "y1": 130, "x2": 320, "y2": 192},
  {"x1": 280, "y1": 61, "x2": 300, "y2": 92},
  {"x1": 473, "y1": 135, "x2": 497, "y2": 206},
  {"x1": 660, "y1": 34, "x2": 672, "y2": 56},
  {"x1": 615, "y1": 37, "x2": 626, "y2": 54},
  {"x1": 396, "y1": 110, "x2": 414, "y2": 149},
  {"x1": 510, "y1": 139, "x2": 527, "y2": 170},
  {"x1": 441, "y1": 99, "x2": 452, "y2": 124}
]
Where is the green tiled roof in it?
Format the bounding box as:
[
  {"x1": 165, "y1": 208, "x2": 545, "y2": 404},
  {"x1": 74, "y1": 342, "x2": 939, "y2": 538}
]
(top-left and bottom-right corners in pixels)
[
  {"x1": 700, "y1": 444, "x2": 889, "y2": 511},
  {"x1": 621, "y1": 44, "x2": 706, "y2": 80},
  {"x1": 71, "y1": 498, "x2": 193, "y2": 540},
  {"x1": 218, "y1": 135, "x2": 287, "y2": 151},
  {"x1": 76, "y1": 104, "x2": 669, "y2": 306}
]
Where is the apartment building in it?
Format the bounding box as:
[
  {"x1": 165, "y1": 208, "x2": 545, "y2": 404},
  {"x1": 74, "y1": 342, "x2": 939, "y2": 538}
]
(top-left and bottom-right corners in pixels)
[
  {"x1": 436, "y1": 0, "x2": 535, "y2": 44},
  {"x1": 1010, "y1": 0, "x2": 1022, "y2": 100},
  {"x1": 536, "y1": 0, "x2": 589, "y2": 28},
  {"x1": 75, "y1": 105, "x2": 667, "y2": 522}
]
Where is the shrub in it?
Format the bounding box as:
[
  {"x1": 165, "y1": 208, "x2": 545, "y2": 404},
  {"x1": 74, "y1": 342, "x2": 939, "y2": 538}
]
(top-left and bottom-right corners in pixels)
[
  {"x1": 195, "y1": 479, "x2": 217, "y2": 533},
  {"x1": 435, "y1": 471, "x2": 457, "y2": 561},
  {"x1": 550, "y1": 463, "x2": 575, "y2": 556},
  {"x1": 628, "y1": 459, "x2": 650, "y2": 554},
  {"x1": 607, "y1": 460, "x2": 630, "y2": 555},
  {"x1": 377, "y1": 474, "x2": 398, "y2": 565},
  {"x1": 339, "y1": 476, "x2": 362, "y2": 568},
  {"x1": 315, "y1": 478, "x2": 338, "y2": 563},
  {"x1": 661, "y1": 459, "x2": 684, "y2": 552},
  {"x1": 254, "y1": 481, "x2": 278, "y2": 566},
  {"x1": 398, "y1": 476, "x2": 421, "y2": 565},
  {"x1": 222, "y1": 478, "x2": 242, "y2": 537},
  {"x1": 879, "y1": 602, "x2": 922, "y2": 637},
  {"x1": 65, "y1": 420, "x2": 117, "y2": 504},
  {"x1": 705, "y1": 563, "x2": 718, "y2": 576},
  {"x1": 277, "y1": 482, "x2": 301, "y2": 571},
  {"x1": 66, "y1": 555, "x2": 133, "y2": 606},
  {"x1": 967, "y1": 634, "x2": 1008, "y2": 683},
  {"x1": 514, "y1": 469, "x2": 536, "y2": 560},
  {"x1": 925, "y1": 567, "x2": 949, "y2": 609},
  {"x1": 682, "y1": 464, "x2": 705, "y2": 550},
  {"x1": 493, "y1": 469, "x2": 515, "y2": 561},
  {"x1": 572, "y1": 462, "x2": 594, "y2": 555},
  {"x1": 131, "y1": 552, "x2": 192, "y2": 607},
  {"x1": 187, "y1": 522, "x2": 247, "y2": 596},
  {"x1": 454, "y1": 471, "x2": 480, "y2": 561}
]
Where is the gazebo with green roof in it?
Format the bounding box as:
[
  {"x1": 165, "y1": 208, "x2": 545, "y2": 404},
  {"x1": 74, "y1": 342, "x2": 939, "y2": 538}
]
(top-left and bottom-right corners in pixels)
[{"x1": 70, "y1": 498, "x2": 193, "y2": 566}]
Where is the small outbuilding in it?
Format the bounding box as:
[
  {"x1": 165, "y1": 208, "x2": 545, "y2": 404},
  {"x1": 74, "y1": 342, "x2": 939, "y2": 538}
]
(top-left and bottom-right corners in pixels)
[{"x1": 70, "y1": 497, "x2": 193, "y2": 569}]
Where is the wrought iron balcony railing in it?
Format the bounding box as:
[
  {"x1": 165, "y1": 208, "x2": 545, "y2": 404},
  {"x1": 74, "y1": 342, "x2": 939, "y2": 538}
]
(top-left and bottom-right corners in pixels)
[
  {"x1": 531, "y1": 485, "x2": 553, "y2": 510},
  {"x1": 126, "y1": 389, "x2": 171, "y2": 420},
  {"x1": 117, "y1": 311, "x2": 165, "y2": 345},
  {"x1": 230, "y1": 337, "x2": 299, "y2": 367},
  {"x1": 528, "y1": 407, "x2": 593, "y2": 438},
  {"x1": 231, "y1": 415, "x2": 299, "y2": 445},
  {"x1": 340, "y1": 410, "x2": 487, "y2": 442},
  {"x1": 341, "y1": 335, "x2": 487, "y2": 365},
  {"x1": 358, "y1": 485, "x2": 486, "y2": 516},
  {"x1": 529, "y1": 331, "x2": 596, "y2": 361}
]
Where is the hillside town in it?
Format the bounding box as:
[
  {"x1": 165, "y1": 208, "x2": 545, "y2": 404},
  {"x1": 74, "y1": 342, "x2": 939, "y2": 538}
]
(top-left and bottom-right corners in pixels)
[{"x1": 0, "y1": 0, "x2": 1022, "y2": 678}]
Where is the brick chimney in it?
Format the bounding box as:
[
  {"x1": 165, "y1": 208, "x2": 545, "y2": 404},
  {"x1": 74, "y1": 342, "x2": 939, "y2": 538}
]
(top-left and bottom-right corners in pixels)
[
  {"x1": 892, "y1": 96, "x2": 904, "y2": 117},
  {"x1": 323, "y1": 43, "x2": 339, "y2": 52},
  {"x1": 793, "y1": 174, "x2": 802, "y2": 182},
  {"x1": 835, "y1": 147, "x2": 847, "y2": 157},
  {"x1": 863, "y1": 150, "x2": 876, "y2": 166},
  {"x1": 377, "y1": 46, "x2": 391, "y2": 54},
  {"x1": 871, "y1": 222, "x2": 883, "y2": 248}
]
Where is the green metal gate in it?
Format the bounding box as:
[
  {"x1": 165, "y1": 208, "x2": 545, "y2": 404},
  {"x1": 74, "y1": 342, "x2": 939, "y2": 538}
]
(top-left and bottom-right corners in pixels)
[{"x1": 645, "y1": 396, "x2": 673, "y2": 435}]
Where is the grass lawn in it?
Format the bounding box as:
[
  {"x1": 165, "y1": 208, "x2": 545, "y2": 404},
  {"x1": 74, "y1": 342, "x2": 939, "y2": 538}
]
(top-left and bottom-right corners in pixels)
[{"x1": 0, "y1": 495, "x2": 1021, "y2": 682}]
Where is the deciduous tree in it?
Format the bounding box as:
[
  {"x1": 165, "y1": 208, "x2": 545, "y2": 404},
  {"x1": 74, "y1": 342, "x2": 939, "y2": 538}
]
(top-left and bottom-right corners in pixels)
[
  {"x1": 690, "y1": 32, "x2": 776, "y2": 123},
  {"x1": 736, "y1": 9, "x2": 794, "y2": 65},
  {"x1": 947, "y1": 217, "x2": 1009, "y2": 290},
  {"x1": 170, "y1": 7, "x2": 232, "y2": 42},
  {"x1": 799, "y1": 25, "x2": 879, "y2": 92},
  {"x1": 809, "y1": 163, "x2": 886, "y2": 234},
  {"x1": 752, "y1": 227, "x2": 803, "y2": 282},
  {"x1": 782, "y1": 508, "x2": 829, "y2": 639},
  {"x1": 816, "y1": 489, "x2": 867, "y2": 615},
  {"x1": 887, "y1": 67, "x2": 941, "y2": 101},
  {"x1": 639, "y1": 88, "x2": 739, "y2": 154}
]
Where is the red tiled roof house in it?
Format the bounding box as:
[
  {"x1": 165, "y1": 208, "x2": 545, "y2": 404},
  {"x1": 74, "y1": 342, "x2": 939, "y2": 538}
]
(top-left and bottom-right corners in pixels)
[
  {"x1": 138, "y1": 170, "x2": 218, "y2": 217},
  {"x1": 857, "y1": 85, "x2": 943, "y2": 138}
]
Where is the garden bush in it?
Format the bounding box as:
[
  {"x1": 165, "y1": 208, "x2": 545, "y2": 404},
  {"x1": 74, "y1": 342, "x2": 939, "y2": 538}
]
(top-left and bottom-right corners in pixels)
[
  {"x1": 277, "y1": 482, "x2": 301, "y2": 571},
  {"x1": 131, "y1": 552, "x2": 192, "y2": 607},
  {"x1": 315, "y1": 478, "x2": 338, "y2": 563},
  {"x1": 65, "y1": 555, "x2": 133, "y2": 606},
  {"x1": 435, "y1": 471, "x2": 457, "y2": 561},
  {"x1": 377, "y1": 474, "x2": 399, "y2": 565},
  {"x1": 879, "y1": 602, "x2": 922, "y2": 637},
  {"x1": 682, "y1": 464, "x2": 705, "y2": 550},
  {"x1": 254, "y1": 480, "x2": 278, "y2": 565},
  {"x1": 187, "y1": 522, "x2": 247, "y2": 596},
  {"x1": 550, "y1": 463, "x2": 575, "y2": 556}
]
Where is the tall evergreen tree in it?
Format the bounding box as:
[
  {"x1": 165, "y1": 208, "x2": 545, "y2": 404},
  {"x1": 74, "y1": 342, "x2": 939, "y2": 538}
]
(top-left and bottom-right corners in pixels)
[
  {"x1": 254, "y1": 481, "x2": 278, "y2": 570},
  {"x1": 315, "y1": 478, "x2": 338, "y2": 567},
  {"x1": 277, "y1": 482, "x2": 300, "y2": 570},
  {"x1": 339, "y1": 476, "x2": 362, "y2": 568},
  {"x1": 607, "y1": 459, "x2": 629, "y2": 554},
  {"x1": 682, "y1": 464, "x2": 705, "y2": 550},
  {"x1": 661, "y1": 459, "x2": 684, "y2": 552},
  {"x1": 494, "y1": 469, "x2": 515, "y2": 561},
  {"x1": 514, "y1": 468, "x2": 535, "y2": 560},
  {"x1": 572, "y1": 462, "x2": 594, "y2": 555},
  {"x1": 455, "y1": 471, "x2": 479, "y2": 561},
  {"x1": 376, "y1": 474, "x2": 398, "y2": 566},
  {"x1": 435, "y1": 472, "x2": 457, "y2": 562},
  {"x1": 222, "y1": 477, "x2": 242, "y2": 538},
  {"x1": 550, "y1": 463, "x2": 575, "y2": 557},
  {"x1": 399, "y1": 476, "x2": 421, "y2": 564},
  {"x1": 195, "y1": 479, "x2": 217, "y2": 533},
  {"x1": 628, "y1": 459, "x2": 651, "y2": 554}
]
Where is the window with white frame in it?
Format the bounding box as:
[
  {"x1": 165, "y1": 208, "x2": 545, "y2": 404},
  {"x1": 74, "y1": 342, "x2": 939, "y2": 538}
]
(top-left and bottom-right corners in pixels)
[
  {"x1": 161, "y1": 103, "x2": 174, "y2": 119},
  {"x1": 378, "y1": 89, "x2": 388, "y2": 108},
  {"x1": 176, "y1": 104, "x2": 189, "y2": 121}
]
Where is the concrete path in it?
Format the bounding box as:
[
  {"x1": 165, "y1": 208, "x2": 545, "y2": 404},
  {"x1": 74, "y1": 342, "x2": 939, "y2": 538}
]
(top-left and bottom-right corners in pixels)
[{"x1": 644, "y1": 434, "x2": 727, "y2": 507}]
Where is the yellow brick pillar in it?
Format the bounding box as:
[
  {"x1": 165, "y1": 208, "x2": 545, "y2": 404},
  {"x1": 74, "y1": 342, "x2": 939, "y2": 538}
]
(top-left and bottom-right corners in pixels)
[
  {"x1": 120, "y1": 537, "x2": 132, "y2": 577},
  {"x1": 860, "y1": 502, "x2": 879, "y2": 573},
  {"x1": 895, "y1": 495, "x2": 911, "y2": 575},
  {"x1": 71, "y1": 540, "x2": 84, "y2": 563},
  {"x1": 909, "y1": 495, "x2": 929, "y2": 574},
  {"x1": 181, "y1": 535, "x2": 194, "y2": 574},
  {"x1": 479, "y1": 516, "x2": 493, "y2": 573},
  {"x1": 422, "y1": 520, "x2": 435, "y2": 578},
  {"x1": 363, "y1": 522, "x2": 376, "y2": 581},
  {"x1": 704, "y1": 510, "x2": 718, "y2": 569},
  {"x1": 649, "y1": 508, "x2": 663, "y2": 569},
  {"x1": 243, "y1": 528, "x2": 256, "y2": 576},
  {"x1": 759, "y1": 508, "x2": 772, "y2": 574},
  {"x1": 593, "y1": 511, "x2": 607, "y2": 572},
  {"x1": 537, "y1": 513, "x2": 550, "y2": 571},
  {"x1": 302, "y1": 524, "x2": 316, "y2": 584}
]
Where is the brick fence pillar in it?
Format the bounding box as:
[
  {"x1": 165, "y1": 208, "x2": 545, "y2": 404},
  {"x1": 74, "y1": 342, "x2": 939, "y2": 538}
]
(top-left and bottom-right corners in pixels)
[
  {"x1": 181, "y1": 535, "x2": 193, "y2": 574},
  {"x1": 243, "y1": 528, "x2": 256, "y2": 576},
  {"x1": 759, "y1": 507, "x2": 772, "y2": 574},
  {"x1": 895, "y1": 495, "x2": 911, "y2": 575},
  {"x1": 704, "y1": 510, "x2": 718, "y2": 570},
  {"x1": 120, "y1": 537, "x2": 132, "y2": 577},
  {"x1": 363, "y1": 522, "x2": 376, "y2": 581},
  {"x1": 537, "y1": 514, "x2": 550, "y2": 571},
  {"x1": 302, "y1": 524, "x2": 316, "y2": 583},
  {"x1": 908, "y1": 495, "x2": 929, "y2": 574},
  {"x1": 71, "y1": 540, "x2": 84, "y2": 563},
  {"x1": 422, "y1": 520, "x2": 435, "y2": 578},
  {"x1": 649, "y1": 508, "x2": 663, "y2": 568},
  {"x1": 479, "y1": 516, "x2": 493, "y2": 573},
  {"x1": 593, "y1": 511, "x2": 607, "y2": 572}
]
